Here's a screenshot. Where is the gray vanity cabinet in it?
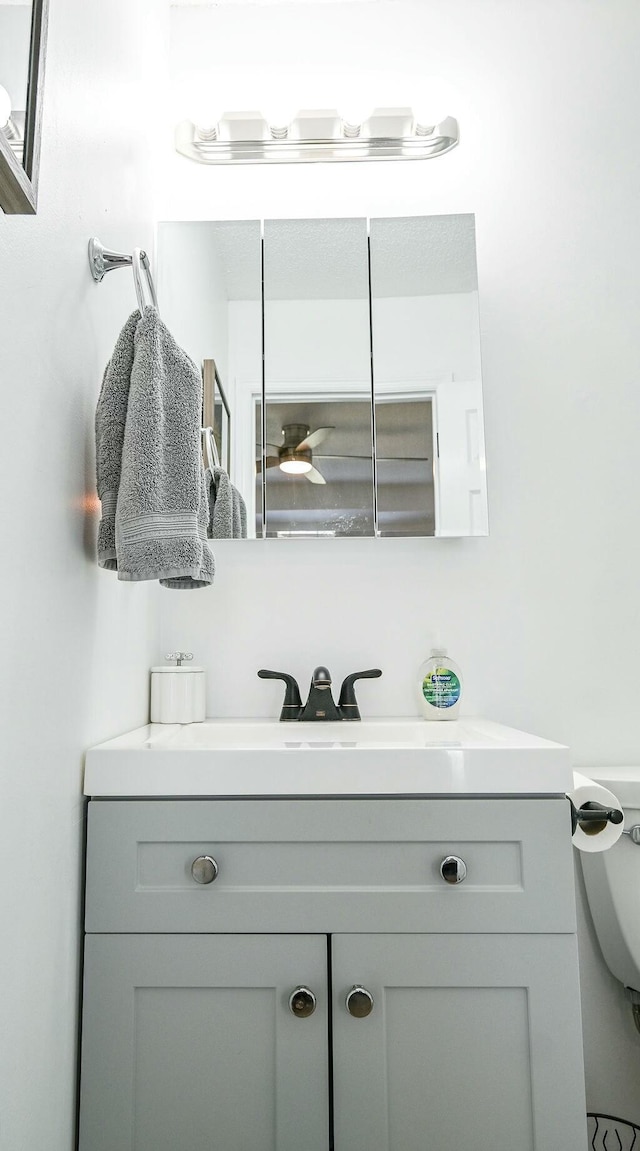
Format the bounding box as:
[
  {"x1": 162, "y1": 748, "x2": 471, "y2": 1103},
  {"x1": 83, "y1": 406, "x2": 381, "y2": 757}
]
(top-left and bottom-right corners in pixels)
[
  {"x1": 78, "y1": 798, "x2": 587, "y2": 1151},
  {"x1": 331, "y1": 933, "x2": 586, "y2": 1151},
  {"x1": 79, "y1": 933, "x2": 329, "y2": 1151}
]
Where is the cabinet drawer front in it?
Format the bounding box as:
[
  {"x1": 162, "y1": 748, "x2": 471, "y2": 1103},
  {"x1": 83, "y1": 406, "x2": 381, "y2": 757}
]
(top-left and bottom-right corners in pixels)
[{"x1": 85, "y1": 798, "x2": 576, "y2": 934}]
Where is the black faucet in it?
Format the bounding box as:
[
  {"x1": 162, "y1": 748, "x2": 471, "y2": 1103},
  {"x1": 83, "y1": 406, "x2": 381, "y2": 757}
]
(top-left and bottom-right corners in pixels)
[{"x1": 258, "y1": 666, "x2": 382, "y2": 722}]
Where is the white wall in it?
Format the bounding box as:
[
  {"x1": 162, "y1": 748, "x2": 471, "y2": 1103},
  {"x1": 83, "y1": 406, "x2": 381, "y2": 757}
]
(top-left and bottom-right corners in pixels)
[
  {"x1": 162, "y1": 0, "x2": 640, "y2": 1121},
  {"x1": 0, "y1": 1, "x2": 166, "y2": 1147},
  {"x1": 163, "y1": 0, "x2": 640, "y2": 770}
]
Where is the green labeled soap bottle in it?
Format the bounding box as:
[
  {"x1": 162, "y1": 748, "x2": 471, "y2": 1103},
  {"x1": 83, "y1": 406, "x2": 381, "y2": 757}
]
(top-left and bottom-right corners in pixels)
[{"x1": 418, "y1": 648, "x2": 462, "y2": 720}]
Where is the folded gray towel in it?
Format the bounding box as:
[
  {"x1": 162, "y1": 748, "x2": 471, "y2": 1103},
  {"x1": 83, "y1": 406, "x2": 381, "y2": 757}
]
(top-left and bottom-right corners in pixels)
[
  {"x1": 207, "y1": 466, "x2": 248, "y2": 539},
  {"x1": 115, "y1": 308, "x2": 214, "y2": 588},
  {"x1": 95, "y1": 311, "x2": 140, "y2": 571}
]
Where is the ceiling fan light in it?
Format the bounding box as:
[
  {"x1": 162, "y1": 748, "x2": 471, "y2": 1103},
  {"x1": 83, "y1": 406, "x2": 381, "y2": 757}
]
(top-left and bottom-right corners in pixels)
[{"x1": 279, "y1": 459, "x2": 312, "y2": 475}]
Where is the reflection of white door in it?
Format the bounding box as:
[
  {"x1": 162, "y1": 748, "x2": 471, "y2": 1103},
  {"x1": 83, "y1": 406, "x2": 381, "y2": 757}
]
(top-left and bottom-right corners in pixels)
[{"x1": 434, "y1": 379, "x2": 488, "y2": 536}]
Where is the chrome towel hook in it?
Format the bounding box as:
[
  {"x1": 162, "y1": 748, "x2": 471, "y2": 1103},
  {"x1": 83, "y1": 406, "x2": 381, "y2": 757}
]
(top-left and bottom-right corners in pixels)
[
  {"x1": 88, "y1": 237, "x2": 159, "y2": 315},
  {"x1": 132, "y1": 247, "x2": 159, "y2": 312}
]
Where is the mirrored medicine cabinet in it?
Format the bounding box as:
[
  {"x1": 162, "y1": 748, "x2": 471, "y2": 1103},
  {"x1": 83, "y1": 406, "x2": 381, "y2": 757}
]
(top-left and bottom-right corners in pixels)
[
  {"x1": 157, "y1": 213, "x2": 488, "y2": 540},
  {"x1": 0, "y1": 0, "x2": 48, "y2": 213}
]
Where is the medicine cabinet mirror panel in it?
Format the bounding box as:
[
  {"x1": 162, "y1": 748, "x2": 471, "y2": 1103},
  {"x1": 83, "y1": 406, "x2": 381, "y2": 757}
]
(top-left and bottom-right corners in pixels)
[
  {"x1": 263, "y1": 218, "x2": 375, "y2": 538},
  {"x1": 157, "y1": 219, "x2": 264, "y2": 537},
  {"x1": 0, "y1": 0, "x2": 48, "y2": 214},
  {"x1": 370, "y1": 214, "x2": 487, "y2": 537},
  {"x1": 157, "y1": 213, "x2": 488, "y2": 539}
]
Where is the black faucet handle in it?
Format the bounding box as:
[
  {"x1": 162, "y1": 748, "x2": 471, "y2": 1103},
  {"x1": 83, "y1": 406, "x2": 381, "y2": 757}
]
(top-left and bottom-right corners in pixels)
[
  {"x1": 338, "y1": 669, "x2": 382, "y2": 721},
  {"x1": 257, "y1": 670, "x2": 303, "y2": 721}
]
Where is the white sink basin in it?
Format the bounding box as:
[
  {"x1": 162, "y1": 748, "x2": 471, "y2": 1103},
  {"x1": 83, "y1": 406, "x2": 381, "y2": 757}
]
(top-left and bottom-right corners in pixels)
[{"x1": 84, "y1": 717, "x2": 571, "y2": 797}]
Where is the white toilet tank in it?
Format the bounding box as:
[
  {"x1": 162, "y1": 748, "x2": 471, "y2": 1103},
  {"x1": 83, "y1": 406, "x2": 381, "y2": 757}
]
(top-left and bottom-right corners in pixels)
[{"x1": 580, "y1": 767, "x2": 640, "y2": 993}]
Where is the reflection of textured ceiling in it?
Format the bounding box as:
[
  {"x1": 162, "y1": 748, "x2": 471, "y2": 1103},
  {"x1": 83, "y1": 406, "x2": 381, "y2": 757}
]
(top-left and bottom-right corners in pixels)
[
  {"x1": 265, "y1": 215, "x2": 477, "y2": 298},
  {"x1": 264, "y1": 219, "x2": 370, "y2": 300},
  {"x1": 166, "y1": 215, "x2": 478, "y2": 301},
  {"x1": 370, "y1": 215, "x2": 477, "y2": 296},
  {"x1": 207, "y1": 220, "x2": 262, "y2": 300}
]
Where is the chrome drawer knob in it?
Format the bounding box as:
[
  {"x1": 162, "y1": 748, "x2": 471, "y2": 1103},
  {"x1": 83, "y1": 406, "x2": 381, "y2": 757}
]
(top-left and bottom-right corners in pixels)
[
  {"x1": 288, "y1": 986, "x2": 317, "y2": 1018},
  {"x1": 191, "y1": 855, "x2": 219, "y2": 884},
  {"x1": 346, "y1": 986, "x2": 374, "y2": 1018},
  {"x1": 440, "y1": 855, "x2": 467, "y2": 884}
]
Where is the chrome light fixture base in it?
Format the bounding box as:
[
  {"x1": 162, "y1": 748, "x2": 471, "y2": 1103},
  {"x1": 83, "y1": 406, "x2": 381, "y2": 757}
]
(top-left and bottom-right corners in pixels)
[{"x1": 175, "y1": 114, "x2": 459, "y2": 165}]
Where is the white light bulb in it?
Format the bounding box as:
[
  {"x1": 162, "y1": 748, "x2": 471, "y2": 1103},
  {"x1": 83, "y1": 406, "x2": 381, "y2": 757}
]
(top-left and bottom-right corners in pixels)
[
  {"x1": 333, "y1": 71, "x2": 377, "y2": 128},
  {"x1": 0, "y1": 85, "x2": 12, "y2": 131},
  {"x1": 340, "y1": 104, "x2": 370, "y2": 130},
  {"x1": 189, "y1": 105, "x2": 219, "y2": 136},
  {"x1": 280, "y1": 459, "x2": 312, "y2": 475},
  {"x1": 411, "y1": 77, "x2": 460, "y2": 129},
  {"x1": 264, "y1": 104, "x2": 291, "y2": 134}
]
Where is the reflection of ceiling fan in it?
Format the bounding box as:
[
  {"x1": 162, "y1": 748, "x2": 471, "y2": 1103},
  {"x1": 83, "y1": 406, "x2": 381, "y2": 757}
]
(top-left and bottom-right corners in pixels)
[
  {"x1": 257, "y1": 420, "x2": 431, "y2": 485},
  {"x1": 261, "y1": 423, "x2": 336, "y2": 485}
]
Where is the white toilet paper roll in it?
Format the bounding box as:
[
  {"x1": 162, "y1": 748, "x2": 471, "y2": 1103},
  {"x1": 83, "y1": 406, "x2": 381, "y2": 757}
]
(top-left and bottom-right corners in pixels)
[{"x1": 569, "y1": 772, "x2": 624, "y2": 852}]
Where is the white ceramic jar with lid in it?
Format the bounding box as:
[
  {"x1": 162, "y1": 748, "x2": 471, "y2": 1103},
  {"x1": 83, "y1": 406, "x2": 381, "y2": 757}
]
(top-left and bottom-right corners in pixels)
[{"x1": 150, "y1": 652, "x2": 206, "y2": 723}]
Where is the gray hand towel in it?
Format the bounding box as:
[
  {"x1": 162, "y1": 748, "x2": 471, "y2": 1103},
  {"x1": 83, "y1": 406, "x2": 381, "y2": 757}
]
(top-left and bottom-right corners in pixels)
[
  {"x1": 232, "y1": 483, "x2": 248, "y2": 539},
  {"x1": 95, "y1": 311, "x2": 139, "y2": 570},
  {"x1": 115, "y1": 307, "x2": 214, "y2": 588},
  {"x1": 207, "y1": 466, "x2": 248, "y2": 539}
]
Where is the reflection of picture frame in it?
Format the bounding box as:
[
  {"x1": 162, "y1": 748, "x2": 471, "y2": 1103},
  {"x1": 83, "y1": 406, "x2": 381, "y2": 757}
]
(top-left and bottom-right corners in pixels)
[{"x1": 202, "y1": 359, "x2": 231, "y2": 475}]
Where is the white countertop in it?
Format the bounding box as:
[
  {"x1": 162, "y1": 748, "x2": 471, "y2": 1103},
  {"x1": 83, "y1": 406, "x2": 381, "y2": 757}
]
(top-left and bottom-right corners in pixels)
[{"x1": 84, "y1": 717, "x2": 572, "y2": 797}]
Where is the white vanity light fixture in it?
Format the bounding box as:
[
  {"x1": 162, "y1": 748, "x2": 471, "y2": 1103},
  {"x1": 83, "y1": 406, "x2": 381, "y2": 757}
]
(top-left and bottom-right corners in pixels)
[{"x1": 175, "y1": 106, "x2": 459, "y2": 164}]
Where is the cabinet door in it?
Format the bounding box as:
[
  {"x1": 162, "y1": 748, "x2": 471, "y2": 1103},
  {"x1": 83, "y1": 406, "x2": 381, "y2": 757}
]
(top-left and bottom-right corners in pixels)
[
  {"x1": 79, "y1": 934, "x2": 329, "y2": 1151},
  {"x1": 331, "y1": 934, "x2": 587, "y2": 1151}
]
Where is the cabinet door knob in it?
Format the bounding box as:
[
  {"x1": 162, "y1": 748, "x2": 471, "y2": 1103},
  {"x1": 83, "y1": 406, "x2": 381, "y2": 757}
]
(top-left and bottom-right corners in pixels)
[
  {"x1": 288, "y1": 986, "x2": 317, "y2": 1018},
  {"x1": 191, "y1": 855, "x2": 219, "y2": 884},
  {"x1": 440, "y1": 855, "x2": 467, "y2": 884},
  {"x1": 345, "y1": 985, "x2": 374, "y2": 1018}
]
